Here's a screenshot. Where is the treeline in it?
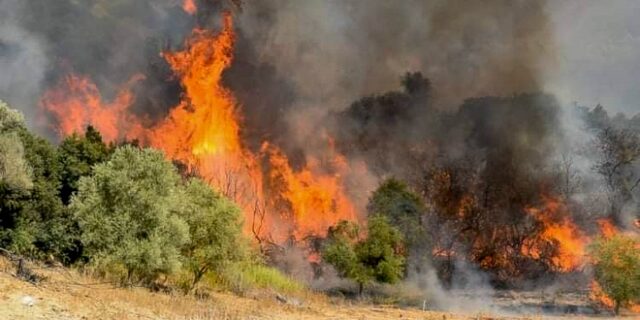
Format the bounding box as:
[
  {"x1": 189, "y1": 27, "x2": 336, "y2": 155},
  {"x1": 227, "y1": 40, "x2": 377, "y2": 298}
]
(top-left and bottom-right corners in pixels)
[{"x1": 0, "y1": 100, "x2": 278, "y2": 293}]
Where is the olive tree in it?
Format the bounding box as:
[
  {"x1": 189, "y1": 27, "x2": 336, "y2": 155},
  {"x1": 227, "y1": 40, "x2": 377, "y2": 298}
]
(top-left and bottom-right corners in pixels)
[
  {"x1": 179, "y1": 178, "x2": 245, "y2": 291},
  {"x1": 71, "y1": 146, "x2": 189, "y2": 285}
]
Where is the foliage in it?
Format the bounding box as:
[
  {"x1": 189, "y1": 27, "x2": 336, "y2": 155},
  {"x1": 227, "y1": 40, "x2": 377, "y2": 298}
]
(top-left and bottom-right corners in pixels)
[
  {"x1": 71, "y1": 146, "x2": 189, "y2": 285},
  {"x1": 589, "y1": 235, "x2": 640, "y2": 314},
  {"x1": 323, "y1": 216, "x2": 405, "y2": 295},
  {"x1": 0, "y1": 101, "x2": 77, "y2": 261},
  {"x1": 179, "y1": 178, "x2": 246, "y2": 291},
  {"x1": 0, "y1": 101, "x2": 32, "y2": 190},
  {"x1": 368, "y1": 178, "x2": 428, "y2": 266},
  {"x1": 58, "y1": 125, "x2": 112, "y2": 205},
  {"x1": 213, "y1": 261, "x2": 305, "y2": 295}
]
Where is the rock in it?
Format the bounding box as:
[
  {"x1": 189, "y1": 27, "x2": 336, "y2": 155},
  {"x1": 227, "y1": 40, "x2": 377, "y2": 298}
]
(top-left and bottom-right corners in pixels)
[
  {"x1": 20, "y1": 295, "x2": 36, "y2": 307},
  {"x1": 275, "y1": 293, "x2": 303, "y2": 307}
]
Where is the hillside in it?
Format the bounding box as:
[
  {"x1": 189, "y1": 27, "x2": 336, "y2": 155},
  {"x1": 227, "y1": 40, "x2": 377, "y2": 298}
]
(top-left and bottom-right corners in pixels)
[{"x1": 0, "y1": 256, "x2": 545, "y2": 320}]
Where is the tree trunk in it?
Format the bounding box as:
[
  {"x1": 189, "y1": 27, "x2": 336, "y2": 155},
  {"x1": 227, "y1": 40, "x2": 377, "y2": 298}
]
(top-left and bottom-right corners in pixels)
[
  {"x1": 614, "y1": 300, "x2": 620, "y2": 315},
  {"x1": 358, "y1": 282, "x2": 364, "y2": 297}
]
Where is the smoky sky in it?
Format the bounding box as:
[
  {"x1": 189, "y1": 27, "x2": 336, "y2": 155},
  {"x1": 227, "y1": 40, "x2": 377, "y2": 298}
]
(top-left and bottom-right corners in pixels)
[{"x1": 0, "y1": 0, "x2": 639, "y2": 138}]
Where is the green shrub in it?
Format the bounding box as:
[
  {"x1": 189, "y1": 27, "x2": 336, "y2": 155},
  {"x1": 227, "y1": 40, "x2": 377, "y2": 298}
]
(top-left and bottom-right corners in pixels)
[
  {"x1": 179, "y1": 178, "x2": 246, "y2": 292},
  {"x1": 71, "y1": 146, "x2": 190, "y2": 285},
  {"x1": 323, "y1": 215, "x2": 405, "y2": 295},
  {"x1": 589, "y1": 234, "x2": 640, "y2": 314}
]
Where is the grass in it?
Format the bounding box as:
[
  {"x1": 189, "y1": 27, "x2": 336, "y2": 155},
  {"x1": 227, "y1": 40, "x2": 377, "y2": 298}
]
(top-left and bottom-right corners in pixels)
[{"x1": 212, "y1": 262, "x2": 305, "y2": 295}]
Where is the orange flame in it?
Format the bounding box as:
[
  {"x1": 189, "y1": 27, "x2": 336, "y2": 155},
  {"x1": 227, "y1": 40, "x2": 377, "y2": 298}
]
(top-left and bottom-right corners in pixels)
[
  {"x1": 41, "y1": 13, "x2": 359, "y2": 244},
  {"x1": 589, "y1": 280, "x2": 615, "y2": 309},
  {"x1": 40, "y1": 74, "x2": 145, "y2": 142},
  {"x1": 521, "y1": 196, "x2": 589, "y2": 272},
  {"x1": 262, "y1": 143, "x2": 356, "y2": 240},
  {"x1": 590, "y1": 280, "x2": 640, "y2": 313},
  {"x1": 182, "y1": 0, "x2": 197, "y2": 15},
  {"x1": 597, "y1": 219, "x2": 618, "y2": 239}
]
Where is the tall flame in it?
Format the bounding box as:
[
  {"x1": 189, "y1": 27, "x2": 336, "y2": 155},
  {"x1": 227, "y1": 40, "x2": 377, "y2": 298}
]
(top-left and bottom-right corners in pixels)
[{"x1": 41, "y1": 13, "x2": 359, "y2": 243}]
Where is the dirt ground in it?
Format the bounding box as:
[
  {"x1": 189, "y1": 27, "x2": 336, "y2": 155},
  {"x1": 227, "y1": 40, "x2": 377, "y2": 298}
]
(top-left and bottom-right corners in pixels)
[{"x1": 0, "y1": 257, "x2": 631, "y2": 320}]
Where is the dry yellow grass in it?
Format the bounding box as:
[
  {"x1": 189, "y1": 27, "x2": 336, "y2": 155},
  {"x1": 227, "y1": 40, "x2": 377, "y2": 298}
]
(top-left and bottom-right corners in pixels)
[{"x1": 0, "y1": 257, "x2": 589, "y2": 320}]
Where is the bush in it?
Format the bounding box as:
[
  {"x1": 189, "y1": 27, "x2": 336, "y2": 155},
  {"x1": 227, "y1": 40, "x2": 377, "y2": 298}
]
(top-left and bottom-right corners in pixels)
[
  {"x1": 57, "y1": 125, "x2": 112, "y2": 205},
  {"x1": 589, "y1": 234, "x2": 640, "y2": 314},
  {"x1": 323, "y1": 215, "x2": 405, "y2": 295},
  {"x1": 179, "y1": 178, "x2": 246, "y2": 291},
  {"x1": 71, "y1": 146, "x2": 190, "y2": 285},
  {"x1": 368, "y1": 178, "x2": 428, "y2": 269},
  {"x1": 0, "y1": 101, "x2": 76, "y2": 261}
]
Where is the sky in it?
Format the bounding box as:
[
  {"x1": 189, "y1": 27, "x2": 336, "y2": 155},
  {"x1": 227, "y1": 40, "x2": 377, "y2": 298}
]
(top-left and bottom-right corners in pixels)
[{"x1": 548, "y1": 0, "x2": 640, "y2": 114}]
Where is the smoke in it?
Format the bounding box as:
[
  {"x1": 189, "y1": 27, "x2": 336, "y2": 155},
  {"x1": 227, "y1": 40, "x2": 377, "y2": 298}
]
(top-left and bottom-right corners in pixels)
[
  {"x1": 236, "y1": 0, "x2": 556, "y2": 110},
  {"x1": 0, "y1": 0, "x2": 48, "y2": 129}
]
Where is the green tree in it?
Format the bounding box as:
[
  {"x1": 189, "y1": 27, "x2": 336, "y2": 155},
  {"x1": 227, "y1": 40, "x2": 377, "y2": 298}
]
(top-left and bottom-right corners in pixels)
[
  {"x1": 368, "y1": 178, "x2": 428, "y2": 269},
  {"x1": 58, "y1": 125, "x2": 111, "y2": 205},
  {"x1": 179, "y1": 178, "x2": 246, "y2": 292},
  {"x1": 323, "y1": 215, "x2": 405, "y2": 295},
  {"x1": 0, "y1": 101, "x2": 74, "y2": 261},
  {"x1": 589, "y1": 235, "x2": 640, "y2": 314},
  {"x1": 71, "y1": 146, "x2": 189, "y2": 285},
  {"x1": 0, "y1": 101, "x2": 32, "y2": 190}
]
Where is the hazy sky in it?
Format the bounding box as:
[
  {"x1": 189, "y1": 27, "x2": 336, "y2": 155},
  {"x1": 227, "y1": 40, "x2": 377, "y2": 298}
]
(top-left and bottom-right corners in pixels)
[{"x1": 548, "y1": 0, "x2": 640, "y2": 114}]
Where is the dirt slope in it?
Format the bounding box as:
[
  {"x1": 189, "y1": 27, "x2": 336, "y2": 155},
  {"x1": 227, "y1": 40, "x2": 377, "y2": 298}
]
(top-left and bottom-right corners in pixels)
[{"x1": 0, "y1": 257, "x2": 584, "y2": 320}]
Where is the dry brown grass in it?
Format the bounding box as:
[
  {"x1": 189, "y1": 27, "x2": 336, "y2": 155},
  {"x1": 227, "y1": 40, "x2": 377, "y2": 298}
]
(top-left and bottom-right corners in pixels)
[{"x1": 0, "y1": 256, "x2": 586, "y2": 320}]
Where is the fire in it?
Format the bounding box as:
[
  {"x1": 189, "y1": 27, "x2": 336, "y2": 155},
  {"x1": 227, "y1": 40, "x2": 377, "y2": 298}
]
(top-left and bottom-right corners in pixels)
[
  {"x1": 521, "y1": 195, "x2": 589, "y2": 272},
  {"x1": 262, "y1": 143, "x2": 356, "y2": 240},
  {"x1": 149, "y1": 15, "x2": 242, "y2": 167},
  {"x1": 182, "y1": 0, "x2": 197, "y2": 15},
  {"x1": 597, "y1": 219, "x2": 618, "y2": 239},
  {"x1": 41, "y1": 13, "x2": 359, "y2": 244},
  {"x1": 589, "y1": 280, "x2": 615, "y2": 309},
  {"x1": 40, "y1": 74, "x2": 145, "y2": 142}
]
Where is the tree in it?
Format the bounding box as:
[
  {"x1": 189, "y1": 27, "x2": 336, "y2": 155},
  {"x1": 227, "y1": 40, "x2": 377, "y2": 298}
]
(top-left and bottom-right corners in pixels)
[
  {"x1": 0, "y1": 101, "x2": 32, "y2": 190},
  {"x1": 0, "y1": 101, "x2": 75, "y2": 261},
  {"x1": 179, "y1": 178, "x2": 245, "y2": 292},
  {"x1": 589, "y1": 235, "x2": 640, "y2": 314},
  {"x1": 323, "y1": 215, "x2": 405, "y2": 295},
  {"x1": 58, "y1": 125, "x2": 112, "y2": 205},
  {"x1": 368, "y1": 178, "x2": 428, "y2": 270},
  {"x1": 71, "y1": 146, "x2": 189, "y2": 285},
  {"x1": 594, "y1": 128, "x2": 640, "y2": 217}
]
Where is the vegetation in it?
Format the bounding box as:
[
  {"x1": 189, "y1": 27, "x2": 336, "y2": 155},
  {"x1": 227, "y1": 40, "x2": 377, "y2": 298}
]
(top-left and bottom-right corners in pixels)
[
  {"x1": 0, "y1": 103, "x2": 268, "y2": 295},
  {"x1": 179, "y1": 178, "x2": 246, "y2": 291},
  {"x1": 368, "y1": 178, "x2": 428, "y2": 270},
  {"x1": 322, "y1": 215, "x2": 405, "y2": 295},
  {"x1": 71, "y1": 146, "x2": 190, "y2": 285},
  {"x1": 214, "y1": 261, "x2": 305, "y2": 295},
  {"x1": 589, "y1": 235, "x2": 640, "y2": 314},
  {"x1": 57, "y1": 125, "x2": 112, "y2": 205}
]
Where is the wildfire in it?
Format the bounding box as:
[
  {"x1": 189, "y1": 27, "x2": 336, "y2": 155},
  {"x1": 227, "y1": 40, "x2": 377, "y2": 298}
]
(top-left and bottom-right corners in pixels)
[
  {"x1": 262, "y1": 143, "x2": 356, "y2": 240},
  {"x1": 40, "y1": 73, "x2": 145, "y2": 142},
  {"x1": 597, "y1": 219, "x2": 618, "y2": 239},
  {"x1": 41, "y1": 13, "x2": 359, "y2": 244},
  {"x1": 182, "y1": 0, "x2": 197, "y2": 15},
  {"x1": 521, "y1": 195, "x2": 589, "y2": 272}
]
